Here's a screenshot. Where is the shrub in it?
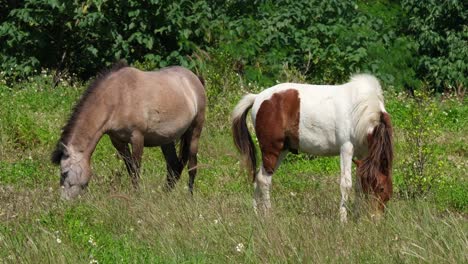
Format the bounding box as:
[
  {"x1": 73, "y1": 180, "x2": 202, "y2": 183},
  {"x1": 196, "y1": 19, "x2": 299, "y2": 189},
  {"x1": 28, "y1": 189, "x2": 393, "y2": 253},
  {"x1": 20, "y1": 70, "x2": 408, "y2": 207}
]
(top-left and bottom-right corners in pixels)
[
  {"x1": 400, "y1": 0, "x2": 467, "y2": 94},
  {"x1": 399, "y1": 86, "x2": 445, "y2": 197}
]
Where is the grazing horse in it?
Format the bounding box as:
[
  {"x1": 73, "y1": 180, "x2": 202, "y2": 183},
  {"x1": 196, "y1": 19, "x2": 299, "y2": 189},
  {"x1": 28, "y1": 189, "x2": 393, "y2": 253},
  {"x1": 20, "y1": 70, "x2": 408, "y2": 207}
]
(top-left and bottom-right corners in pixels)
[
  {"x1": 52, "y1": 62, "x2": 206, "y2": 199},
  {"x1": 232, "y1": 74, "x2": 393, "y2": 222}
]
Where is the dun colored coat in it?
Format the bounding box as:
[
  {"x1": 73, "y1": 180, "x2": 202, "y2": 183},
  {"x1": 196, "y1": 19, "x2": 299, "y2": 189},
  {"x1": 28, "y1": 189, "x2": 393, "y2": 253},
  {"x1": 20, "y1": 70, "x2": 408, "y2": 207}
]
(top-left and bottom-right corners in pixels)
[{"x1": 52, "y1": 62, "x2": 206, "y2": 199}]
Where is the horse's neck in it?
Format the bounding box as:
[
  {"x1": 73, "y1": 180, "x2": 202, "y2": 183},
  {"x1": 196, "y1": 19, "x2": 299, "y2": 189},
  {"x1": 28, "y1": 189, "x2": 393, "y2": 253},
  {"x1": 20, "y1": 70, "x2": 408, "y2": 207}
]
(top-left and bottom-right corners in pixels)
[{"x1": 66, "y1": 98, "x2": 111, "y2": 156}]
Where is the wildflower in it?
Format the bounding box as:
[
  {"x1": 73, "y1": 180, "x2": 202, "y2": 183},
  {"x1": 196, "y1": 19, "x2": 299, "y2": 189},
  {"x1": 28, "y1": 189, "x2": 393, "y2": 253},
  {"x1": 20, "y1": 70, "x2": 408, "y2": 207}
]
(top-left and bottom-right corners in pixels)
[
  {"x1": 56, "y1": 238, "x2": 62, "y2": 244},
  {"x1": 88, "y1": 235, "x2": 97, "y2": 247},
  {"x1": 214, "y1": 219, "x2": 219, "y2": 225},
  {"x1": 89, "y1": 255, "x2": 98, "y2": 264},
  {"x1": 290, "y1": 192, "x2": 296, "y2": 197},
  {"x1": 235, "y1": 243, "x2": 244, "y2": 252}
]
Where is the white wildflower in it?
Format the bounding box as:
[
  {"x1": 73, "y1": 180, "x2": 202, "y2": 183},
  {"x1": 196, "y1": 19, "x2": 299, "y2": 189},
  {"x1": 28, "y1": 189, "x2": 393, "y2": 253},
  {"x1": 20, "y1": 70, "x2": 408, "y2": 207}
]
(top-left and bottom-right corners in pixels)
[
  {"x1": 56, "y1": 238, "x2": 62, "y2": 244},
  {"x1": 88, "y1": 235, "x2": 97, "y2": 247},
  {"x1": 235, "y1": 243, "x2": 244, "y2": 252}
]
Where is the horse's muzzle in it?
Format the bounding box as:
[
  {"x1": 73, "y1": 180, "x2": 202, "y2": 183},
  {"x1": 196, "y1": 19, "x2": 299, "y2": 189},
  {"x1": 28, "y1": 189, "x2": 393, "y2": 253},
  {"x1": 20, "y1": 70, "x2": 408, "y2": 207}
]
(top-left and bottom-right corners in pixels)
[{"x1": 60, "y1": 184, "x2": 84, "y2": 200}]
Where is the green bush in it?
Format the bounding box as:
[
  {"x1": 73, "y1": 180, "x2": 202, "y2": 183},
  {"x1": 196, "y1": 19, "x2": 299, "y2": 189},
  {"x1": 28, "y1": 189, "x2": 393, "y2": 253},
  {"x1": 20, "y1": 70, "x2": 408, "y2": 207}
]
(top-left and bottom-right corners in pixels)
[
  {"x1": 401, "y1": 0, "x2": 467, "y2": 94},
  {"x1": 399, "y1": 87, "x2": 444, "y2": 197},
  {"x1": 0, "y1": 0, "x2": 215, "y2": 81},
  {"x1": 0, "y1": 0, "x2": 465, "y2": 93}
]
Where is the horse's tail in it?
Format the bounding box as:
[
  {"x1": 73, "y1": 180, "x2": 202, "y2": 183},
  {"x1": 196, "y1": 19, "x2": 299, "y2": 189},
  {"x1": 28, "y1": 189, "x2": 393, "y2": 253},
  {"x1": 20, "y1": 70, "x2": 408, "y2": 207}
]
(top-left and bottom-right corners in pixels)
[
  {"x1": 197, "y1": 75, "x2": 205, "y2": 87},
  {"x1": 368, "y1": 111, "x2": 394, "y2": 178},
  {"x1": 232, "y1": 94, "x2": 257, "y2": 181}
]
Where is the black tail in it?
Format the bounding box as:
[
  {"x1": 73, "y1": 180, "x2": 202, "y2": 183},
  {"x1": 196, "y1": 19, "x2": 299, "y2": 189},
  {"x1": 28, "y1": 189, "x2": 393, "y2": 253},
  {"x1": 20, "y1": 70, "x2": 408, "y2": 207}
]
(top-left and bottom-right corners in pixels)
[
  {"x1": 231, "y1": 94, "x2": 257, "y2": 181},
  {"x1": 197, "y1": 75, "x2": 205, "y2": 87}
]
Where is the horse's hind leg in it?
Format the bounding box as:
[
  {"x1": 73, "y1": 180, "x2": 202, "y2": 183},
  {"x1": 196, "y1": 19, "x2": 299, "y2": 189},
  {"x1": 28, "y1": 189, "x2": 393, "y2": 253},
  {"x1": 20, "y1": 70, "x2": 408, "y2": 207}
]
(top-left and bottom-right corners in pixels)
[
  {"x1": 254, "y1": 149, "x2": 287, "y2": 214},
  {"x1": 185, "y1": 116, "x2": 204, "y2": 194},
  {"x1": 161, "y1": 142, "x2": 183, "y2": 191}
]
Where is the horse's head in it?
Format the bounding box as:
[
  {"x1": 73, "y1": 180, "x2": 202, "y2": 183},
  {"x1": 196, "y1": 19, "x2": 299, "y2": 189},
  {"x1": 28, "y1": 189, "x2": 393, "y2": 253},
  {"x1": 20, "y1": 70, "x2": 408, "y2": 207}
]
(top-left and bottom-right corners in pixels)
[
  {"x1": 52, "y1": 143, "x2": 91, "y2": 200},
  {"x1": 353, "y1": 159, "x2": 393, "y2": 216},
  {"x1": 375, "y1": 168, "x2": 392, "y2": 205}
]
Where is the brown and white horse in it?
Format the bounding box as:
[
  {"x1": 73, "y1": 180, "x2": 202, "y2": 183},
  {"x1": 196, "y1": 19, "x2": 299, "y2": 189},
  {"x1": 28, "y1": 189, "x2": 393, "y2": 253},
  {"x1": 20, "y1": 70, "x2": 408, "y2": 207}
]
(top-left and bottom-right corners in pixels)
[
  {"x1": 232, "y1": 74, "x2": 393, "y2": 222},
  {"x1": 52, "y1": 62, "x2": 206, "y2": 199}
]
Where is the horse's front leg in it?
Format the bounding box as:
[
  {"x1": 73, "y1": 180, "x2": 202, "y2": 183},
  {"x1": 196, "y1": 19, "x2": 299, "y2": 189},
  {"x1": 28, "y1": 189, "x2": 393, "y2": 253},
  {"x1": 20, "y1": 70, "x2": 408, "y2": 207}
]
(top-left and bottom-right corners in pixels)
[
  {"x1": 109, "y1": 137, "x2": 133, "y2": 176},
  {"x1": 339, "y1": 142, "x2": 353, "y2": 222},
  {"x1": 129, "y1": 131, "x2": 144, "y2": 188},
  {"x1": 353, "y1": 162, "x2": 364, "y2": 218}
]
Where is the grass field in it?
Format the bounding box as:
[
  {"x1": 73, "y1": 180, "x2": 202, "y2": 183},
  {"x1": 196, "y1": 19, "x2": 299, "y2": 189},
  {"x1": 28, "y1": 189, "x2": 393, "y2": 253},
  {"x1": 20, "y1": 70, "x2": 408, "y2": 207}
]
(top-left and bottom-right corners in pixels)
[{"x1": 0, "y1": 76, "x2": 467, "y2": 263}]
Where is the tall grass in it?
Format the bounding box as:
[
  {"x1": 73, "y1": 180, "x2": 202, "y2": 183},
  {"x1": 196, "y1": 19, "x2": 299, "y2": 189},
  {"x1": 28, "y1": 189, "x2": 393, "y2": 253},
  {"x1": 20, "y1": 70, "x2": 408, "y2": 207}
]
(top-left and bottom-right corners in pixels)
[{"x1": 0, "y1": 74, "x2": 467, "y2": 263}]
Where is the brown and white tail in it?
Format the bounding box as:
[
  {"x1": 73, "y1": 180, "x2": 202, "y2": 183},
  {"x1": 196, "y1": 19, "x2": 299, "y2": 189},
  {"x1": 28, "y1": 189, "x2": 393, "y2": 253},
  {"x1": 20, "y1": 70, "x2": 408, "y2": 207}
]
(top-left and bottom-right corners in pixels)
[{"x1": 232, "y1": 94, "x2": 257, "y2": 181}]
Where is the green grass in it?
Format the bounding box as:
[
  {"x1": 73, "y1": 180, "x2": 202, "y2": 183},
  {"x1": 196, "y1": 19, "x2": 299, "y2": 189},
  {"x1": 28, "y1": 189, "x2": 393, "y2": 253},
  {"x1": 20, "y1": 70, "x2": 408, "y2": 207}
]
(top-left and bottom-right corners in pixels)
[{"x1": 0, "y1": 77, "x2": 467, "y2": 263}]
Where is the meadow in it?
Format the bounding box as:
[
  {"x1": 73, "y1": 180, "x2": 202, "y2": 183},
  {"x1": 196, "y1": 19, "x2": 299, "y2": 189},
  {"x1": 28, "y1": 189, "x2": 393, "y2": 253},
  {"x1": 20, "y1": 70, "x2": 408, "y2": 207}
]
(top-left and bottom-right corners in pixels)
[{"x1": 0, "y1": 71, "x2": 466, "y2": 263}]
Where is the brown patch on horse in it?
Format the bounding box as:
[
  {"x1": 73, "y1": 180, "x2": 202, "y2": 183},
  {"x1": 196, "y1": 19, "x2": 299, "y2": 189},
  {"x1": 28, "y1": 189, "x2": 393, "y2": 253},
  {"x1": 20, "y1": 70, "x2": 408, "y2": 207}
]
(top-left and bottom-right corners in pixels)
[
  {"x1": 255, "y1": 89, "x2": 300, "y2": 174},
  {"x1": 355, "y1": 112, "x2": 394, "y2": 210},
  {"x1": 51, "y1": 60, "x2": 129, "y2": 164}
]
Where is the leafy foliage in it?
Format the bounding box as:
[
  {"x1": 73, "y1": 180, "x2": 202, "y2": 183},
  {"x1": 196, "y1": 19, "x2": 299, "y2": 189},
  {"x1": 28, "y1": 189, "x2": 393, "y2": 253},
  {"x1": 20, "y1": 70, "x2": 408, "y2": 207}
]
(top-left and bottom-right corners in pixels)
[
  {"x1": 0, "y1": 0, "x2": 215, "y2": 80},
  {"x1": 0, "y1": 0, "x2": 465, "y2": 93},
  {"x1": 399, "y1": 87, "x2": 444, "y2": 196},
  {"x1": 401, "y1": 0, "x2": 467, "y2": 94}
]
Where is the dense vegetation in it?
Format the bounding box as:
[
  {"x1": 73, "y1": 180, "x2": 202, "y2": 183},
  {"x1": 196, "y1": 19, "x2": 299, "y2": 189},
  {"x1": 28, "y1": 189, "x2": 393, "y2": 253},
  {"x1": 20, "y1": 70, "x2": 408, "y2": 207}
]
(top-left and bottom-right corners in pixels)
[
  {"x1": 1, "y1": 0, "x2": 467, "y2": 93},
  {"x1": 0, "y1": 0, "x2": 467, "y2": 262}
]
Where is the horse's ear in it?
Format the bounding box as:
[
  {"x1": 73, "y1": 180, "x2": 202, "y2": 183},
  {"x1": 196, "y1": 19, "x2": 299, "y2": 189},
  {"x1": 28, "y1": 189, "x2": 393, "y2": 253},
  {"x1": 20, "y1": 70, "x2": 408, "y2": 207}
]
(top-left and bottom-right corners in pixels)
[
  {"x1": 51, "y1": 148, "x2": 62, "y2": 165},
  {"x1": 353, "y1": 159, "x2": 363, "y2": 167},
  {"x1": 51, "y1": 142, "x2": 68, "y2": 165}
]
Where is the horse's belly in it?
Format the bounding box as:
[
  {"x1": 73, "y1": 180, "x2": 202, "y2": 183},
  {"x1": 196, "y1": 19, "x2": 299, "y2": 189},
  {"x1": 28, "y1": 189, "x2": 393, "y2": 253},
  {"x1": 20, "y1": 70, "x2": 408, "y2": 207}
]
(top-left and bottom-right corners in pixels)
[
  {"x1": 141, "y1": 104, "x2": 194, "y2": 143},
  {"x1": 143, "y1": 132, "x2": 178, "y2": 146},
  {"x1": 298, "y1": 133, "x2": 340, "y2": 156},
  {"x1": 144, "y1": 119, "x2": 191, "y2": 146}
]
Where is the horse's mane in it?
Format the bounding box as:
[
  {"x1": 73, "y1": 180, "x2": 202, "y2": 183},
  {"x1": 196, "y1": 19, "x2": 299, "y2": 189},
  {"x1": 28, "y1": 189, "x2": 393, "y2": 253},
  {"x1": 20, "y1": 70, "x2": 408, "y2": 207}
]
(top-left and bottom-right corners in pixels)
[
  {"x1": 348, "y1": 74, "x2": 384, "y2": 146},
  {"x1": 357, "y1": 112, "x2": 394, "y2": 194},
  {"x1": 51, "y1": 60, "x2": 128, "y2": 164}
]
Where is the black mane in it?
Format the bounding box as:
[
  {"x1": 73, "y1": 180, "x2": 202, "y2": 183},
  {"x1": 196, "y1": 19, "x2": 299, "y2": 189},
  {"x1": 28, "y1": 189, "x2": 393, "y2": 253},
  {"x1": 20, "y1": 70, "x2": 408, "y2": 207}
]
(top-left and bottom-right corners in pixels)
[{"x1": 51, "y1": 60, "x2": 128, "y2": 164}]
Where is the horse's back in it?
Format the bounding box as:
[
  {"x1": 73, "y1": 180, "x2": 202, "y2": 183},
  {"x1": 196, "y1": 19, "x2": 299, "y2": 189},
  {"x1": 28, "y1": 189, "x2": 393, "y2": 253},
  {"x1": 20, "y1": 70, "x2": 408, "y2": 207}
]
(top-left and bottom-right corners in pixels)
[
  {"x1": 105, "y1": 66, "x2": 205, "y2": 145},
  {"x1": 250, "y1": 76, "x2": 383, "y2": 156}
]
